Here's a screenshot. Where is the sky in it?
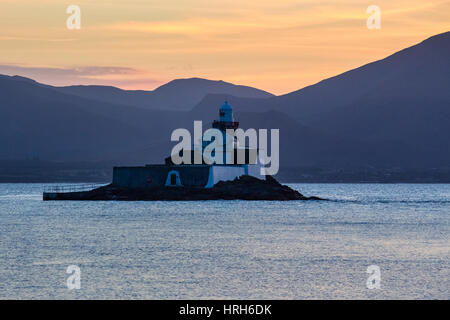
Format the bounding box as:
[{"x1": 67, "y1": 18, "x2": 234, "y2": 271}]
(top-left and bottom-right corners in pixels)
[{"x1": 0, "y1": 0, "x2": 449, "y2": 94}]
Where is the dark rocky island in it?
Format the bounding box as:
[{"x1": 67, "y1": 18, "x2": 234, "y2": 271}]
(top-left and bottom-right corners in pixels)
[{"x1": 43, "y1": 175, "x2": 323, "y2": 201}]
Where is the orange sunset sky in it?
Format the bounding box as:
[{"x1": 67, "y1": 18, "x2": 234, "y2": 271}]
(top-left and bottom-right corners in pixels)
[{"x1": 0, "y1": 0, "x2": 449, "y2": 94}]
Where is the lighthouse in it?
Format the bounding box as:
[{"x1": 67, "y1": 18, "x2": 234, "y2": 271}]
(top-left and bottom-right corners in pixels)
[{"x1": 112, "y1": 100, "x2": 264, "y2": 190}]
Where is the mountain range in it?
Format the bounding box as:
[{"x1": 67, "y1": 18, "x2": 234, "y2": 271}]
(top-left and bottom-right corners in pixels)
[
  {"x1": 45, "y1": 77, "x2": 273, "y2": 111},
  {"x1": 0, "y1": 31, "x2": 449, "y2": 182}
]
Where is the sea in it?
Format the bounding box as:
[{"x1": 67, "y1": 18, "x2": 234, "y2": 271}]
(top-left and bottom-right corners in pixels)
[{"x1": 0, "y1": 183, "x2": 448, "y2": 299}]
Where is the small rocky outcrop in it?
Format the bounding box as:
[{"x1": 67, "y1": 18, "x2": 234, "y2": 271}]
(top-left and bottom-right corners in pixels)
[
  {"x1": 43, "y1": 175, "x2": 323, "y2": 201},
  {"x1": 212, "y1": 175, "x2": 322, "y2": 200}
]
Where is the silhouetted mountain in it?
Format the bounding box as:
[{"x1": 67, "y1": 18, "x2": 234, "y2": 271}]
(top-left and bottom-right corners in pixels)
[
  {"x1": 0, "y1": 74, "x2": 366, "y2": 167},
  {"x1": 192, "y1": 32, "x2": 450, "y2": 168},
  {"x1": 210, "y1": 32, "x2": 450, "y2": 122},
  {"x1": 49, "y1": 77, "x2": 273, "y2": 111},
  {"x1": 1, "y1": 32, "x2": 449, "y2": 181},
  {"x1": 279, "y1": 32, "x2": 450, "y2": 124},
  {"x1": 0, "y1": 75, "x2": 181, "y2": 162},
  {"x1": 295, "y1": 31, "x2": 450, "y2": 168}
]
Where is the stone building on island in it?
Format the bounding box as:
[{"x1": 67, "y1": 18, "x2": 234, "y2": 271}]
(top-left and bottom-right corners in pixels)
[{"x1": 112, "y1": 101, "x2": 265, "y2": 189}]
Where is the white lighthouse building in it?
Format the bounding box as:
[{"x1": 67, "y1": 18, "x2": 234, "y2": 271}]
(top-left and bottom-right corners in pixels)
[{"x1": 113, "y1": 101, "x2": 264, "y2": 189}]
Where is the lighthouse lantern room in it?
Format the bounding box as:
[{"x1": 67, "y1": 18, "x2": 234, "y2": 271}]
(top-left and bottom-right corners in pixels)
[{"x1": 212, "y1": 101, "x2": 239, "y2": 131}]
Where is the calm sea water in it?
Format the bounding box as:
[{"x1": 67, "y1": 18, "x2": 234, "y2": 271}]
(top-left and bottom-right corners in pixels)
[{"x1": 0, "y1": 183, "x2": 448, "y2": 300}]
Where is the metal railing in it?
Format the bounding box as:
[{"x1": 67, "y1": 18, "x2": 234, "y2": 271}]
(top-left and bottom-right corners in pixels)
[{"x1": 43, "y1": 184, "x2": 107, "y2": 193}]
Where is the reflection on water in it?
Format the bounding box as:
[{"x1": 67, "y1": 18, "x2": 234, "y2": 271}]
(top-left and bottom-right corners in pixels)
[{"x1": 0, "y1": 183, "x2": 448, "y2": 299}]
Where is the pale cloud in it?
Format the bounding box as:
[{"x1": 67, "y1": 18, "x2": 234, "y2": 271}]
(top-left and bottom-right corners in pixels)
[
  {"x1": 0, "y1": 64, "x2": 141, "y2": 77},
  {"x1": 0, "y1": 36, "x2": 77, "y2": 42},
  {"x1": 0, "y1": 64, "x2": 163, "y2": 89}
]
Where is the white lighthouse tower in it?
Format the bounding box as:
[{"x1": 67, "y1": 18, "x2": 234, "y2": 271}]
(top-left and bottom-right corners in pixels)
[{"x1": 208, "y1": 100, "x2": 239, "y2": 163}]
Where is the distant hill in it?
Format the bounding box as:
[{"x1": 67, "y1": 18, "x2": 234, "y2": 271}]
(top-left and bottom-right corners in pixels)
[
  {"x1": 278, "y1": 31, "x2": 450, "y2": 124},
  {"x1": 194, "y1": 32, "x2": 450, "y2": 120},
  {"x1": 192, "y1": 31, "x2": 450, "y2": 168},
  {"x1": 0, "y1": 75, "x2": 179, "y2": 162},
  {"x1": 49, "y1": 77, "x2": 273, "y2": 111},
  {"x1": 0, "y1": 31, "x2": 449, "y2": 181},
  {"x1": 0, "y1": 74, "x2": 365, "y2": 167}
]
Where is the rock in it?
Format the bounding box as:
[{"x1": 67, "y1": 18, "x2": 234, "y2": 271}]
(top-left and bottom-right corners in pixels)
[{"x1": 43, "y1": 175, "x2": 324, "y2": 201}]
